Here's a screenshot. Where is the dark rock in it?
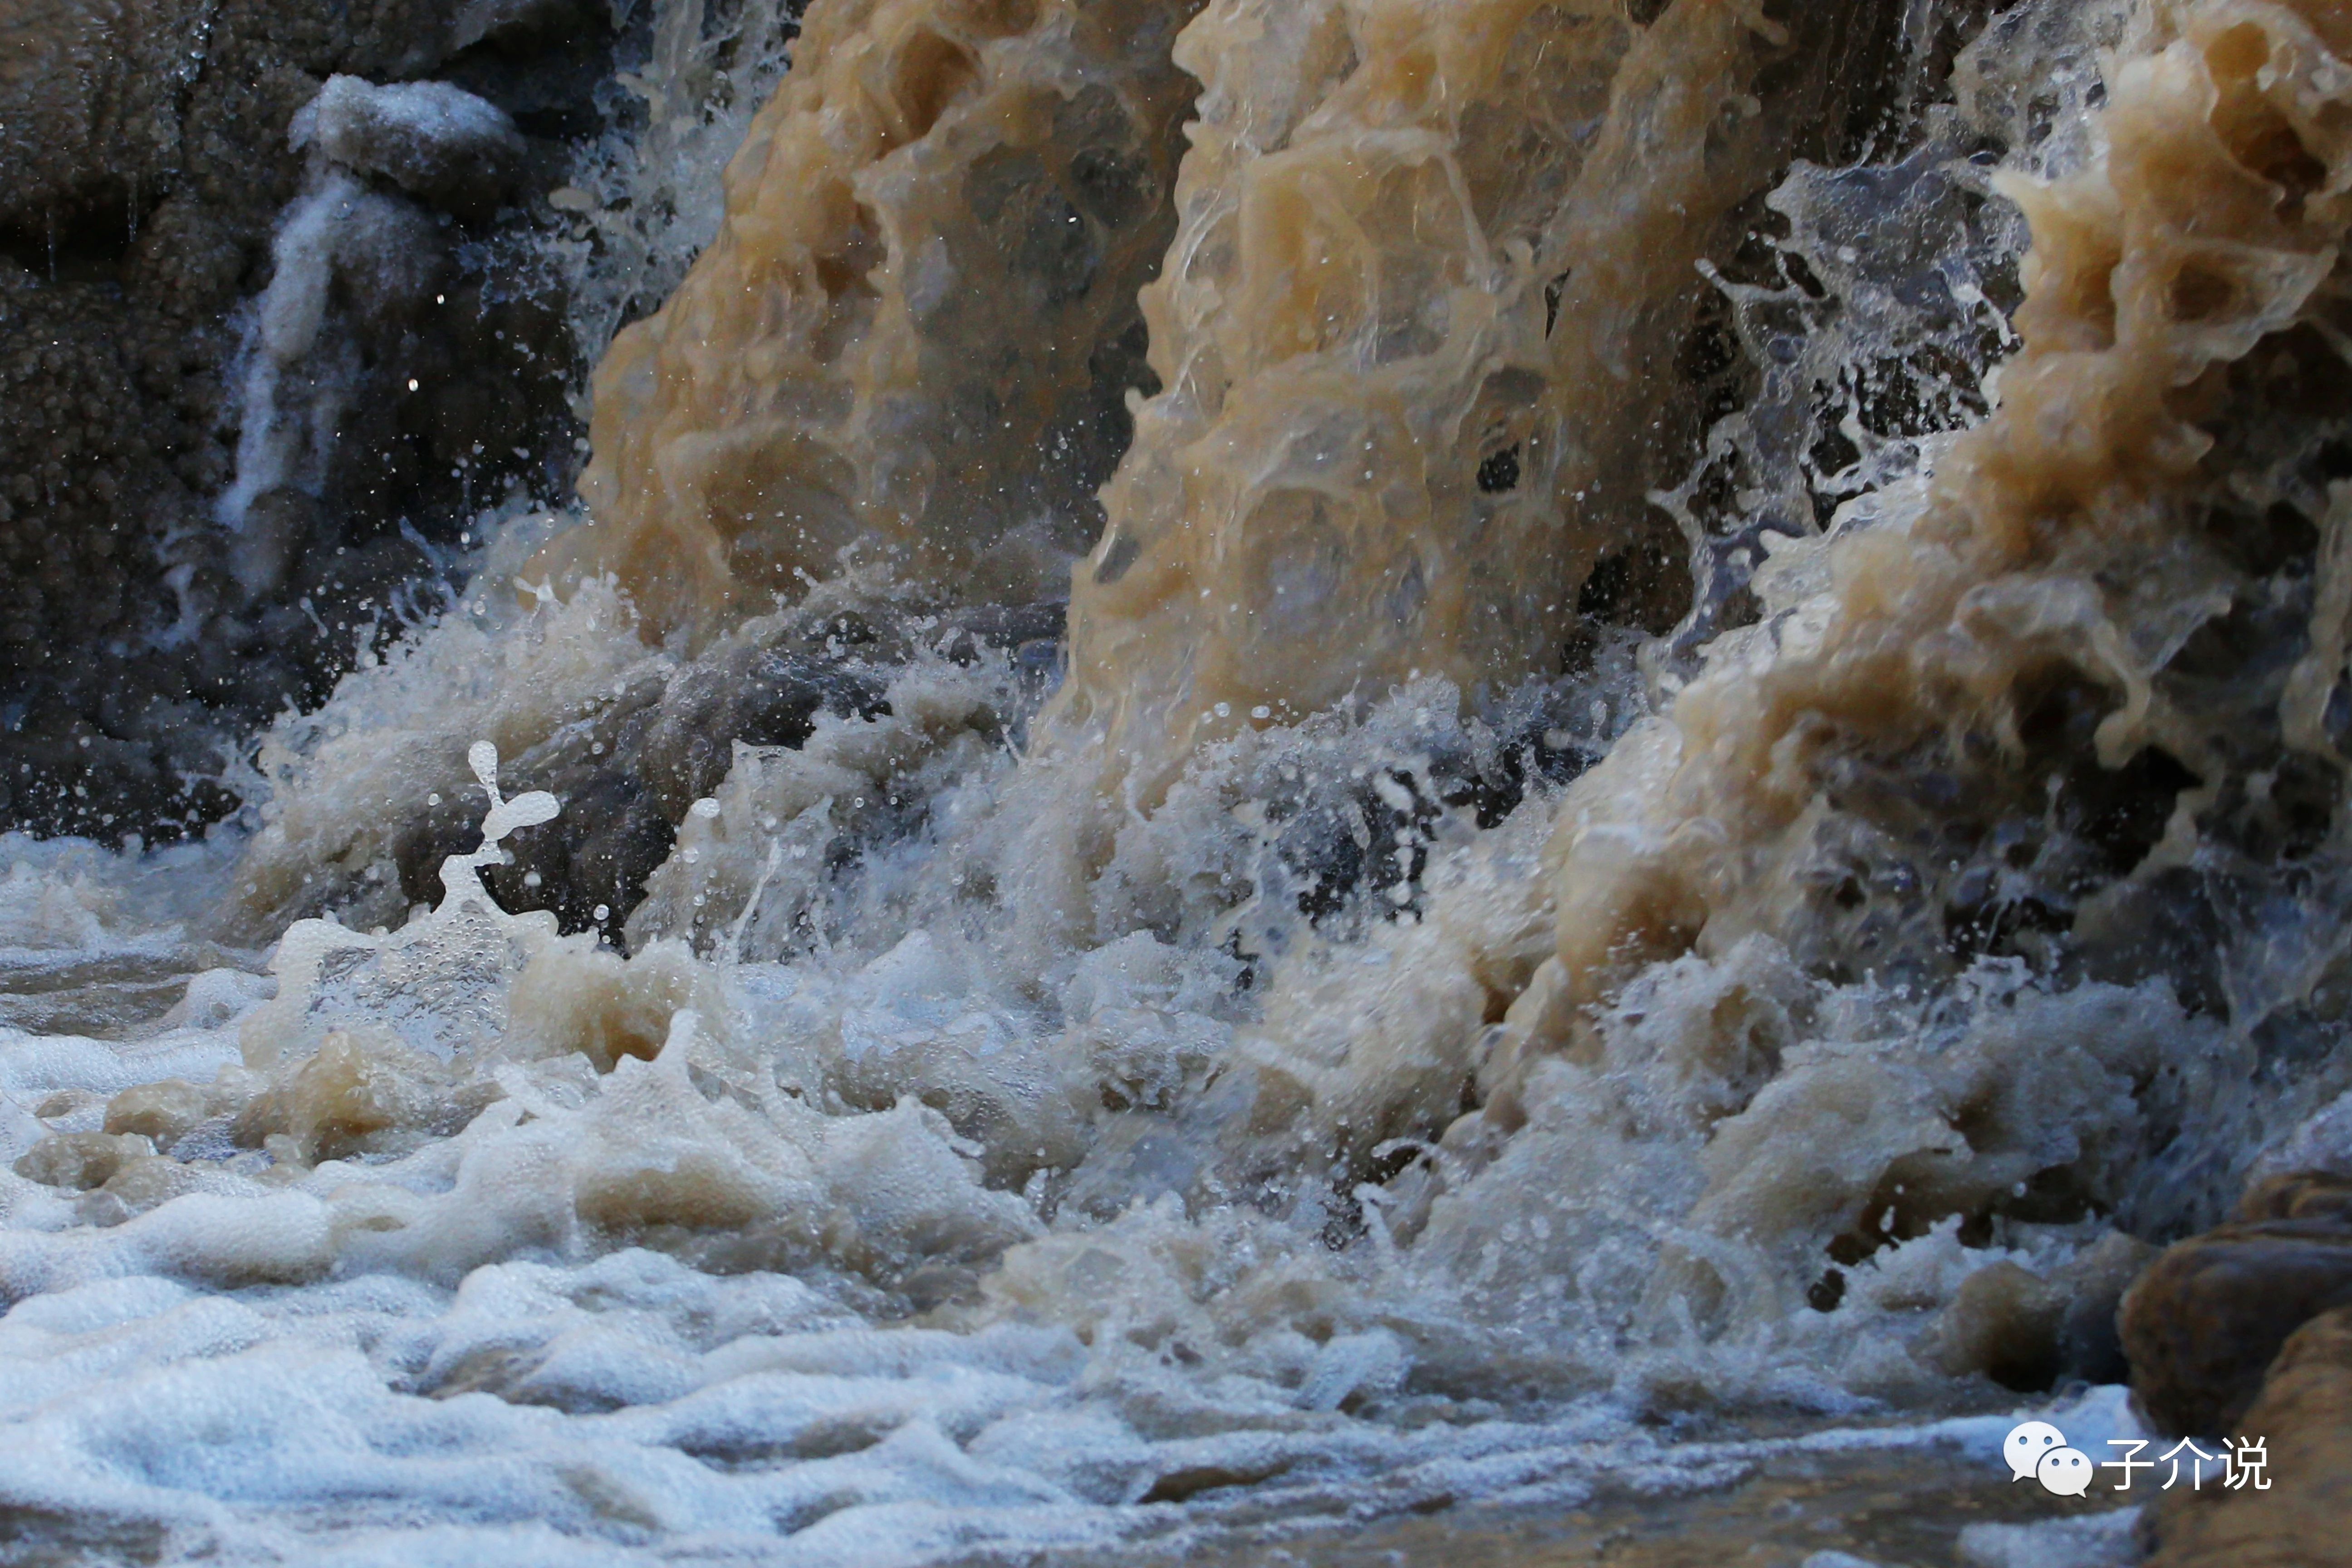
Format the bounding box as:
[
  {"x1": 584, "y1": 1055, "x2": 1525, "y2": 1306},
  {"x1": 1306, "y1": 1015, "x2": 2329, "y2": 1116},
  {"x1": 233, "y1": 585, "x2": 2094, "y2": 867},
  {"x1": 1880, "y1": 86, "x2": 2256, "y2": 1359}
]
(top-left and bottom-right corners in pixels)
[
  {"x1": 0, "y1": 0, "x2": 615, "y2": 842},
  {"x1": 387, "y1": 616, "x2": 920, "y2": 944},
  {"x1": 449, "y1": 0, "x2": 591, "y2": 53},
  {"x1": 2121, "y1": 1210, "x2": 2352, "y2": 1438},
  {"x1": 934, "y1": 599, "x2": 1066, "y2": 665},
  {"x1": 372, "y1": 599, "x2": 1067, "y2": 946},
  {"x1": 632, "y1": 646, "x2": 892, "y2": 818},
  {"x1": 0, "y1": 0, "x2": 216, "y2": 244}
]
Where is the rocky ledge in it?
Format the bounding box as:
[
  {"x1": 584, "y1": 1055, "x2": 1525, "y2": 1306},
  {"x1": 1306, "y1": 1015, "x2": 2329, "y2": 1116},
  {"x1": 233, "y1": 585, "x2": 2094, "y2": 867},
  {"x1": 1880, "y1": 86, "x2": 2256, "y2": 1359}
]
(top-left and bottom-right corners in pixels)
[{"x1": 0, "y1": 0, "x2": 623, "y2": 839}]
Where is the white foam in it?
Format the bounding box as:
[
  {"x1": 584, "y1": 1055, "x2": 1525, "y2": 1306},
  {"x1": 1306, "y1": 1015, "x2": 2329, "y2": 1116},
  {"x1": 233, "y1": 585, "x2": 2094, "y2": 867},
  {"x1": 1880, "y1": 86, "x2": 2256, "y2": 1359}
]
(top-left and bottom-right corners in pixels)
[
  {"x1": 1, "y1": 1, "x2": 2283, "y2": 1558},
  {"x1": 290, "y1": 77, "x2": 523, "y2": 200}
]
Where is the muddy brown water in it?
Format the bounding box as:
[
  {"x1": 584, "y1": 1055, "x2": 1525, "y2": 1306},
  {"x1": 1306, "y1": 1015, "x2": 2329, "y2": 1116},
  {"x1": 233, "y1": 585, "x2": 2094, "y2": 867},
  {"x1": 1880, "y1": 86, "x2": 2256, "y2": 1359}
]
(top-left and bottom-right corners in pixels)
[{"x1": 946, "y1": 1433, "x2": 2140, "y2": 1568}]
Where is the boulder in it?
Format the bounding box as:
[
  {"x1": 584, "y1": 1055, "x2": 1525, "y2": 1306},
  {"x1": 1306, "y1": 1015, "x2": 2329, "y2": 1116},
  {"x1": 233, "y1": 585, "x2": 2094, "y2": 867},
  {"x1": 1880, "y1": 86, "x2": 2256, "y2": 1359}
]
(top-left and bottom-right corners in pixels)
[
  {"x1": 2121, "y1": 1191, "x2": 2352, "y2": 1438},
  {"x1": 2150, "y1": 1305, "x2": 2352, "y2": 1568}
]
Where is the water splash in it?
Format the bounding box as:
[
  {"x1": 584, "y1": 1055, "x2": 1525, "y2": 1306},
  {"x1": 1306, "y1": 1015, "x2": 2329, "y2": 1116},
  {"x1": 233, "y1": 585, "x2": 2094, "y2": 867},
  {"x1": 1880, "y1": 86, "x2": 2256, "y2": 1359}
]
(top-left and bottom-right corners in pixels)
[{"x1": 11, "y1": 0, "x2": 2352, "y2": 1559}]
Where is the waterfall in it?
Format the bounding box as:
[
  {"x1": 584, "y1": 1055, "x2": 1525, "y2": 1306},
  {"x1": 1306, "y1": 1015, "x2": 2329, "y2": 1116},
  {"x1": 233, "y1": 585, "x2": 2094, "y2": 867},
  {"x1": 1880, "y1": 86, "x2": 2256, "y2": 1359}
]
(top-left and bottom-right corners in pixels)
[{"x1": 5, "y1": 0, "x2": 2351, "y2": 1560}]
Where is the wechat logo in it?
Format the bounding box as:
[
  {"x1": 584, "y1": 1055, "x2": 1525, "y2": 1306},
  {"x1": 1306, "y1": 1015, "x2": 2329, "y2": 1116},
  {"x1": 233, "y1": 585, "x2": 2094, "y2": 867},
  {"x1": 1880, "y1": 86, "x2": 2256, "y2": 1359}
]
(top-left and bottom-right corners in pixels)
[{"x1": 2004, "y1": 1421, "x2": 2095, "y2": 1497}]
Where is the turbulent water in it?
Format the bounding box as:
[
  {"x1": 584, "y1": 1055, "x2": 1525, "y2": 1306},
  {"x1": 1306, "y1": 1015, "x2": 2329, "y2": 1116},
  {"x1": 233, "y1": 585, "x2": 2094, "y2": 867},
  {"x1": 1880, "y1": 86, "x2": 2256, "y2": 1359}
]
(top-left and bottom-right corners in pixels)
[{"x1": 10, "y1": 0, "x2": 2352, "y2": 1560}]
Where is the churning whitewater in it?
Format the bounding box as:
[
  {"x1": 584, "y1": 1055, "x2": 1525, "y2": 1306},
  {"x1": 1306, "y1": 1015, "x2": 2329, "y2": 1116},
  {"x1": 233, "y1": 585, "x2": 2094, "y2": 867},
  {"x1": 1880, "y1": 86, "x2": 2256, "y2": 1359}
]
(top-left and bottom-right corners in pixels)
[{"x1": 9, "y1": 0, "x2": 2352, "y2": 1560}]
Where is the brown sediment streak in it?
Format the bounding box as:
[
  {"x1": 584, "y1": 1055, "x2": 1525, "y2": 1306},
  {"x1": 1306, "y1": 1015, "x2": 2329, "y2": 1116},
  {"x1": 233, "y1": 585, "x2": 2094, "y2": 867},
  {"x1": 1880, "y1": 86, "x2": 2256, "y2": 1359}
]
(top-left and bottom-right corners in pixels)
[
  {"x1": 1045, "y1": 0, "x2": 1890, "y2": 801},
  {"x1": 1498, "y1": 0, "x2": 2352, "y2": 1091},
  {"x1": 538, "y1": 0, "x2": 1205, "y2": 638}
]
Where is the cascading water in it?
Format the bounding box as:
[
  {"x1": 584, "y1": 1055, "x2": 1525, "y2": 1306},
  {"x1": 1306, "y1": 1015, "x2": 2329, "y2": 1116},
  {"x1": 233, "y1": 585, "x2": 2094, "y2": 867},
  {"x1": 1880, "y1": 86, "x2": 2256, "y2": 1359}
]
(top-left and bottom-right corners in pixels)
[{"x1": 7, "y1": 0, "x2": 2352, "y2": 1561}]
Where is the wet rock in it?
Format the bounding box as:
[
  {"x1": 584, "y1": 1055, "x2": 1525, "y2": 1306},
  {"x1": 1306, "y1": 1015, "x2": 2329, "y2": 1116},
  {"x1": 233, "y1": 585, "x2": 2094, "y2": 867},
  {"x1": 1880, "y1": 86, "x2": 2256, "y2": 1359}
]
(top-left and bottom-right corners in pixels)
[
  {"x1": 389, "y1": 607, "x2": 969, "y2": 944},
  {"x1": 2149, "y1": 1305, "x2": 2352, "y2": 1568},
  {"x1": 0, "y1": 0, "x2": 215, "y2": 241},
  {"x1": 0, "y1": 0, "x2": 617, "y2": 841},
  {"x1": 630, "y1": 645, "x2": 891, "y2": 819},
  {"x1": 934, "y1": 600, "x2": 1067, "y2": 667},
  {"x1": 2120, "y1": 1201, "x2": 2352, "y2": 1438},
  {"x1": 450, "y1": 0, "x2": 591, "y2": 53}
]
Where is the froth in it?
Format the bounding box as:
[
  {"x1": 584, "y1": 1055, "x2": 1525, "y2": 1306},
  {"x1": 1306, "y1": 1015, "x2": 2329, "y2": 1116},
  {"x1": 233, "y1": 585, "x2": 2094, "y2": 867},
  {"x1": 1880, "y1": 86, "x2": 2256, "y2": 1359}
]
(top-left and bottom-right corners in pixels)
[{"x1": 11, "y1": 0, "x2": 2352, "y2": 1557}]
